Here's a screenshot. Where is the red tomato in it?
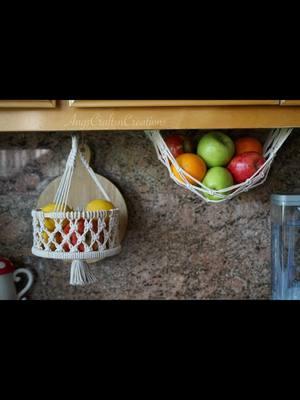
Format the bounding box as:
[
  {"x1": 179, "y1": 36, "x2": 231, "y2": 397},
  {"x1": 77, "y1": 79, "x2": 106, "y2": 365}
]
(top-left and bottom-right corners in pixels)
[{"x1": 165, "y1": 135, "x2": 184, "y2": 158}]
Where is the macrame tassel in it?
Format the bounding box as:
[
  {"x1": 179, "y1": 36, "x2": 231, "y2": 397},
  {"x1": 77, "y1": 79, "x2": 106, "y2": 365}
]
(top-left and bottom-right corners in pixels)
[{"x1": 70, "y1": 260, "x2": 97, "y2": 286}]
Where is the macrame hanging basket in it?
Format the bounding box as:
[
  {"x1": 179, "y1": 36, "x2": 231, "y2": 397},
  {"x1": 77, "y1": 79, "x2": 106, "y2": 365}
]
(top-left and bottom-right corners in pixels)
[
  {"x1": 146, "y1": 128, "x2": 294, "y2": 203},
  {"x1": 31, "y1": 136, "x2": 121, "y2": 286}
]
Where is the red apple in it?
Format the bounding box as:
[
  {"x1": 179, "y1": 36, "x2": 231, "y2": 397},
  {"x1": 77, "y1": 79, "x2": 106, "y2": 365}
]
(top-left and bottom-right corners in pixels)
[
  {"x1": 165, "y1": 135, "x2": 184, "y2": 158},
  {"x1": 92, "y1": 219, "x2": 98, "y2": 233},
  {"x1": 63, "y1": 218, "x2": 85, "y2": 252},
  {"x1": 227, "y1": 152, "x2": 265, "y2": 183}
]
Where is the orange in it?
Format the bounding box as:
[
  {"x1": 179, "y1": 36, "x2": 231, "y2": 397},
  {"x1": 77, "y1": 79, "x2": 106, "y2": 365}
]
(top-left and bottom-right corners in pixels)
[
  {"x1": 235, "y1": 137, "x2": 263, "y2": 155},
  {"x1": 171, "y1": 153, "x2": 207, "y2": 184}
]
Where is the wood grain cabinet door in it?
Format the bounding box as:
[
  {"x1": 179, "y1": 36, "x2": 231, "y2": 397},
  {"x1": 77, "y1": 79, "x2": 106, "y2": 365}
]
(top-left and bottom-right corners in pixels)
[
  {"x1": 0, "y1": 100, "x2": 56, "y2": 108},
  {"x1": 69, "y1": 100, "x2": 280, "y2": 108},
  {"x1": 280, "y1": 100, "x2": 300, "y2": 106}
]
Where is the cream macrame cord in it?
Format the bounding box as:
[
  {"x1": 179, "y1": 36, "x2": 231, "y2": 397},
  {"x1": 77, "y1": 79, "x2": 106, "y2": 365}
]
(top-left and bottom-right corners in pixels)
[
  {"x1": 146, "y1": 128, "x2": 293, "y2": 203},
  {"x1": 31, "y1": 135, "x2": 121, "y2": 286}
]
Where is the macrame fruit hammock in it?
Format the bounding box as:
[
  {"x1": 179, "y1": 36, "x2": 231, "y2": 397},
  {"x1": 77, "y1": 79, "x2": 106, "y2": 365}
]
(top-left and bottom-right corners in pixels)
[
  {"x1": 31, "y1": 136, "x2": 122, "y2": 286},
  {"x1": 146, "y1": 128, "x2": 294, "y2": 203}
]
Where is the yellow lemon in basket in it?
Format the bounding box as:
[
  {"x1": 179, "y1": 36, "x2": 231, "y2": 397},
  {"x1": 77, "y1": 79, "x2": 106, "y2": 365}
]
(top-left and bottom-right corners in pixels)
[
  {"x1": 85, "y1": 199, "x2": 115, "y2": 237},
  {"x1": 41, "y1": 203, "x2": 72, "y2": 231},
  {"x1": 85, "y1": 199, "x2": 115, "y2": 211},
  {"x1": 41, "y1": 231, "x2": 56, "y2": 251},
  {"x1": 171, "y1": 153, "x2": 207, "y2": 184},
  {"x1": 41, "y1": 231, "x2": 49, "y2": 243}
]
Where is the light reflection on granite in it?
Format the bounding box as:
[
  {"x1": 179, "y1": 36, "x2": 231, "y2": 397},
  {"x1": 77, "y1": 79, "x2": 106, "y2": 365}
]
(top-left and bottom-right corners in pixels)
[{"x1": 0, "y1": 129, "x2": 300, "y2": 299}]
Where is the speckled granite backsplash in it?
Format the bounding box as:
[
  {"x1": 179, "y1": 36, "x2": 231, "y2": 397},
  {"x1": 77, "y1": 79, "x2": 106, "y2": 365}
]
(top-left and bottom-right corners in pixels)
[{"x1": 1, "y1": 129, "x2": 300, "y2": 299}]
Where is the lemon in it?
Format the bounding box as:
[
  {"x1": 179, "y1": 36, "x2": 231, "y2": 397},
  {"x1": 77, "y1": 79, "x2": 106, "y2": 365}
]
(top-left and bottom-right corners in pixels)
[
  {"x1": 41, "y1": 231, "x2": 49, "y2": 242},
  {"x1": 85, "y1": 200, "x2": 115, "y2": 238},
  {"x1": 42, "y1": 203, "x2": 72, "y2": 213},
  {"x1": 41, "y1": 231, "x2": 56, "y2": 251},
  {"x1": 41, "y1": 204, "x2": 56, "y2": 232},
  {"x1": 85, "y1": 199, "x2": 115, "y2": 211},
  {"x1": 41, "y1": 203, "x2": 72, "y2": 231}
]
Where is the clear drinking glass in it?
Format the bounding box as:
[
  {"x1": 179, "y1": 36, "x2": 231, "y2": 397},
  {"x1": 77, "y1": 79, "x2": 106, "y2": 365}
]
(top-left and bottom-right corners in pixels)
[{"x1": 271, "y1": 193, "x2": 300, "y2": 300}]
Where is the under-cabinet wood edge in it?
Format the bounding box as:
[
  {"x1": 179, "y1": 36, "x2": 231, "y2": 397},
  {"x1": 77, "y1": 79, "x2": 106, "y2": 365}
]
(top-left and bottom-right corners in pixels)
[
  {"x1": 0, "y1": 100, "x2": 56, "y2": 108},
  {"x1": 1, "y1": 101, "x2": 300, "y2": 131},
  {"x1": 69, "y1": 100, "x2": 280, "y2": 107}
]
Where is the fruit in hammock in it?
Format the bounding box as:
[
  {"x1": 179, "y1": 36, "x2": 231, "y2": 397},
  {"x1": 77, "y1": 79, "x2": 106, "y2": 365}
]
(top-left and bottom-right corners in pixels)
[
  {"x1": 164, "y1": 135, "x2": 184, "y2": 159},
  {"x1": 171, "y1": 153, "x2": 207, "y2": 184},
  {"x1": 63, "y1": 218, "x2": 85, "y2": 252},
  {"x1": 234, "y1": 137, "x2": 263, "y2": 156},
  {"x1": 183, "y1": 137, "x2": 197, "y2": 154},
  {"x1": 202, "y1": 167, "x2": 234, "y2": 201},
  {"x1": 227, "y1": 152, "x2": 265, "y2": 183},
  {"x1": 197, "y1": 131, "x2": 235, "y2": 167}
]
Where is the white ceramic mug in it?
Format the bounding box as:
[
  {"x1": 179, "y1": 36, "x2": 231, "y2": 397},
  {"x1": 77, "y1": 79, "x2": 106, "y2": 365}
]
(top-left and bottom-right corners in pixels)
[{"x1": 0, "y1": 259, "x2": 34, "y2": 300}]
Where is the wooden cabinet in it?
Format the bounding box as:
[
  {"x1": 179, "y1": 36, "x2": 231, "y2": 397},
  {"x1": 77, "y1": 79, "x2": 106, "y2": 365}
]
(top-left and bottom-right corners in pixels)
[
  {"x1": 280, "y1": 100, "x2": 300, "y2": 106},
  {"x1": 69, "y1": 100, "x2": 280, "y2": 108},
  {"x1": 2, "y1": 100, "x2": 300, "y2": 131},
  {"x1": 0, "y1": 100, "x2": 56, "y2": 108}
]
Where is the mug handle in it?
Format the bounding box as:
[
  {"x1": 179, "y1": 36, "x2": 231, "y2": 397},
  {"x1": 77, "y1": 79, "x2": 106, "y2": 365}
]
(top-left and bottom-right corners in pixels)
[{"x1": 13, "y1": 268, "x2": 34, "y2": 300}]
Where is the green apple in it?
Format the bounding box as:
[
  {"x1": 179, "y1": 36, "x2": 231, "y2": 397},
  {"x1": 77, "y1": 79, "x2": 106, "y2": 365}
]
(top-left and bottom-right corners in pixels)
[
  {"x1": 197, "y1": 131, "x2": 235, "y2": 167},
  {"x1": 202, "y1": 167, "x2": 234, "y2": 200}
]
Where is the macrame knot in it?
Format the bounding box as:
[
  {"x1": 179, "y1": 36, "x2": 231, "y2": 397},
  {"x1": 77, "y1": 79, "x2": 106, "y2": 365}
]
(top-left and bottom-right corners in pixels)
[
  {"x1": 145, "y1": 128, "x2": 293, "y2": 203},
  {"x1": 31, "y1": 135, "x2": 122, "y2": 286}
]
